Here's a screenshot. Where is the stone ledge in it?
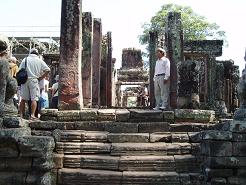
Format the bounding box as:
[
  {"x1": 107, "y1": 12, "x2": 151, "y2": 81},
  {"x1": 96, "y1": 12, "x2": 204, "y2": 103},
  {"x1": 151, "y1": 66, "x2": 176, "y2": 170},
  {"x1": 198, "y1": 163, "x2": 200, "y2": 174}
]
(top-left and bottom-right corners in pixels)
[{"x1": 175, "y1": 109, "x2": 215, "y2": 123}]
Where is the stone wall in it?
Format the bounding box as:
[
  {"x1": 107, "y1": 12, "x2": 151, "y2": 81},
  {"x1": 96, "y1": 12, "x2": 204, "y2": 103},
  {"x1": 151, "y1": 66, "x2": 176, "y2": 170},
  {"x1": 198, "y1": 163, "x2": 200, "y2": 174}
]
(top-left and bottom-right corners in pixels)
[
  {"x1": 201, "y1": 120, "x2": 246, "y2": 184},
  {"x1": 0, "y1": 127, "x2": 56, "y2": 185}
]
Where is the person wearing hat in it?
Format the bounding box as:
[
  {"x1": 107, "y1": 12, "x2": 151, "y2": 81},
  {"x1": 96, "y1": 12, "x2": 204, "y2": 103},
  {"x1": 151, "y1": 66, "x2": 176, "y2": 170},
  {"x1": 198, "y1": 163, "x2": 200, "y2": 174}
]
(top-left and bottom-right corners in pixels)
[
  {"x1": 18, "y1": 48, "x2": 50, "y2": 120},
  {"x1": 153, "y1": 47, "x2": 170, "y2": 110}
]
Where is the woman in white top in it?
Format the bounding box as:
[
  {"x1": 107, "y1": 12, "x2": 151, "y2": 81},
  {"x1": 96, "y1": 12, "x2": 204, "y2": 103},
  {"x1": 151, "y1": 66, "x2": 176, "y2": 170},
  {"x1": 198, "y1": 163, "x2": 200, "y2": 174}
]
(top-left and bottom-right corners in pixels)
[{"x1": 39, "y1": 76, "x2": 49, "y2": 110}]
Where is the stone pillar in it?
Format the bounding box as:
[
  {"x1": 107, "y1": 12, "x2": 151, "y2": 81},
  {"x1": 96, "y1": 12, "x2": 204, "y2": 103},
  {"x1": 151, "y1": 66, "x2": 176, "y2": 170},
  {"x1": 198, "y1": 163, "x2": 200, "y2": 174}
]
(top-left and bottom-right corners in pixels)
[
  {"x1": 100, "y1": 35, "x2": 107, "y2": 107},
  {"x1": 92, "y1": 18, "x2": 102, "y2": 107},
  {"x1": 82, "y1": 12, "x2": 93, "y2": 107},
  {"x1": 149, "y1": 31, "x2": 158, "y2": 108},
  {"x1": 166, "y1": 12, "x2": 184, "y2": 109},
  {"x1": 59, "y1": 0, "x2": 83, "y2": 110},
  {"x1": 106, "y1": 32, "x2": 112, "y2": 107}
]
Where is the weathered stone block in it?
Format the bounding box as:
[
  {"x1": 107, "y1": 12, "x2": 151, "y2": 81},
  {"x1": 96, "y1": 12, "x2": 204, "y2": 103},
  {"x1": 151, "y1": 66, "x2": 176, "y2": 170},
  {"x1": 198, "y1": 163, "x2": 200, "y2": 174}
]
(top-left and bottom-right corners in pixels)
[
  {"x1": 40, "y1": 116, "x2": 57, "y2": 121},
  {"x1": 163, "y1": 111, "x2": 175, "y2": 122},
  {"x1": 0, "y1": 127, "x2": 31, "y2": 139},
  {"x1": 119, "y1": 156, "x2": 175, "y2": 171},
  {"x1": 129, "y1": 109, "x2": 163, "y2": 122},
  {"x1": 30, "y1": 121, "x2": 75, "y2": 130},
  {"x1": 85, "y1": 131, "x2": 108, "y2": 142},
  {"x1": 138, "y1": 122, "x2": 169, "y2": 133},
  {"x1": 169, "y1": 123, "x2": 194, "y2": 132},
  {"x1": 64, "y1": 155, "x2": 119, "y2": 170},
  {"x1": 53, "y1": 154, "x2": 64, "y2": 169},
  {"x1": 19, "y1": 136, "x2": 55, "y2": 157},
  {"x1": 105, "y1": 122, "x2": 138, "y2": 133},
  {"x1": 79, "y1": 109, "x2": 98, "y2": 121},
  {"x1": 175, "y1": 155, "x2": 201, "y2": 173},
  {"x1": 206, "y1": 157, "x2": 246, "y2": 168},
  {"x1": 233, "y1": 142, "x2": 246, "y2": 156},
  {"x1": 40, "y1": 109, "x2": 58, "y2": 116},
  {"x1": 111, "y1": 143, "x2": 168, "y2": 156},
  {"x1": 150, "y1": 132, "x2": 171, "y2": 142},
  {"x1": 3, "y1": 116, "x2": 29, "y2": 128},
  {"x1": 74, "y1": 121, "x2": 105, "y2": 131},
  {"x1": 108, "y1": 133, "x2": 149, "y2": 143},
  {"x1": 115, "y1": 109, "x2": 130, "y2": 122},
  {"x1": 201, "y1": 140, "x2": 232, "y2": 156},
  {"x1": 122, "y1": 171, "x2": 180, "y2": 185},
  {"x1": 188, "y1": 132, "x2": 201, "y2": 143},
  {"x1": 32, "y1": 130, "x2": 52, "y2": 137},
  {"x1": 201, "y1": 130, "x2": 232, "y2": 141},
  {"x1": 97, "y1": 109, "x2": 116, "y2": 121},
  {"x1": 57, "y1": 111, "x2": 81, "y2": 122},
  {"x1": 58, "y1": 168, "x2": 122, "y2": 185},
  {"x1": 175, "y1": 109, "x2": 215, "y2": 123},
  {"x1": 56, "y1": 142, "x2": 111, "y2": 154},
  {"x1": 171, "y1": 133, "x2": 189, "y2": 142}
]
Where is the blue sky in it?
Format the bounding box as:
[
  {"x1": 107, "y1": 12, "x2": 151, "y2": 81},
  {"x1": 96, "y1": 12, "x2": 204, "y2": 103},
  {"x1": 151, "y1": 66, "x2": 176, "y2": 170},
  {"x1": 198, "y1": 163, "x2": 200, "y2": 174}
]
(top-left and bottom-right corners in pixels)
[{"x1": 1, "y1": 0, "x2": 246, "y2": 73}]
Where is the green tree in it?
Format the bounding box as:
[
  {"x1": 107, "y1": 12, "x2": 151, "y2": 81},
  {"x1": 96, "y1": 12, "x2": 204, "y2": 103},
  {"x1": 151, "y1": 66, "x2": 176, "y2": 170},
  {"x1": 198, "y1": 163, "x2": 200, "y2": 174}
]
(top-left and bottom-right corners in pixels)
[{"x1": 139, "y1": 3, "x2": 226, "y2": 45}]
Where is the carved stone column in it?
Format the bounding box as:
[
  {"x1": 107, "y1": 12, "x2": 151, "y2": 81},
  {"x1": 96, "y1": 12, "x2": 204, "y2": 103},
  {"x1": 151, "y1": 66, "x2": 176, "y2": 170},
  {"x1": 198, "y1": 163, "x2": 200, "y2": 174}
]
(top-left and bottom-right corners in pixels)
[
  {"x1": 166, "y1": 12, "x2": 184, "y2": 109},
  {"x1": 92, "y1": 18, "x2": 102, "y2": 107},
  {"x1": 59, "y1": 0, "x2": 83, "y2": 110},
  {"x1": 149, "y1": 31, "x2": 158, "y2": 108},
  {"x1": 82, "y1": 12, "x2": 93, "y2": 107},
  {"x1": 106, "y1": 32, "x2": 112, "y2": 107}
]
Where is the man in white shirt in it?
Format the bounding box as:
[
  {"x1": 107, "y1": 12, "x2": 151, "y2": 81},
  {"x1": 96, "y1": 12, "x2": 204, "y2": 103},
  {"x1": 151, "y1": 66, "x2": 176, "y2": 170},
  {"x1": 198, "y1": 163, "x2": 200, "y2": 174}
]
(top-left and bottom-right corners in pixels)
[
  {"x1": 19, "y1": 48, "x2": 50, "y2": 119},
  {"x1": 153, "y1": 48, "x2": 170, "y2": 110}
]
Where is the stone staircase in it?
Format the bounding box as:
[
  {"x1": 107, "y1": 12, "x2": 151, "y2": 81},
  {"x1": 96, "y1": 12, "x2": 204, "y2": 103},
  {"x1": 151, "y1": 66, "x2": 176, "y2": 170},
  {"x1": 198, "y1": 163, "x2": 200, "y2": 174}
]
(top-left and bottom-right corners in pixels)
[{"x1": 30, "y1": 108, "x2": 217, "y2": 185}]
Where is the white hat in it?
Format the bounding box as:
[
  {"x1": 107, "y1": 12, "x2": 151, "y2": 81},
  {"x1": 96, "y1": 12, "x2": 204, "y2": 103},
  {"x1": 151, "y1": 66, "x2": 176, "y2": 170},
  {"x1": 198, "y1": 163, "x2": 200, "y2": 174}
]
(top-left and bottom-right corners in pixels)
[
  {"x1": 156, "y1": 47, "x2": 166, "y2": 54},
  {"x1": 30, "y1": 48, "x2": 39, "y2": 55}
]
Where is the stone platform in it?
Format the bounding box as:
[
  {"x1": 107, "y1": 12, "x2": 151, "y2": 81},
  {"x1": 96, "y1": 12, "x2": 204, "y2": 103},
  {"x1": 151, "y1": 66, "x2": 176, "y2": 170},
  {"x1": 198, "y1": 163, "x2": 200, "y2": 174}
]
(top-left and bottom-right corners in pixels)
[{"x1": 23, "y1": 108, "x2": 217, "y2": 185}]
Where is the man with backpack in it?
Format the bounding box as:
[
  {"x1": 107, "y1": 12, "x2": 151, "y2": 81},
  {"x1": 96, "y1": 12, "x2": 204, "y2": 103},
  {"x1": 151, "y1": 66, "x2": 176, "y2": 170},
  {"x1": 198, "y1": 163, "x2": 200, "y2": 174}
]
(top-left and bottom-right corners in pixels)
[{"x1": 19, "y1": 48, "x2": 50, "y2": 120}]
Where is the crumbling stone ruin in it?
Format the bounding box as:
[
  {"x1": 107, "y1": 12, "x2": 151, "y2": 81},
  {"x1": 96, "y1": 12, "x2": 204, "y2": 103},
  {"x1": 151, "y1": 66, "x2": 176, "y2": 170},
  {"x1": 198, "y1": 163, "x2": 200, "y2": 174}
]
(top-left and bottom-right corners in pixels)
[
  {"x1": 116, "y1": 48, "x2": 148, "y2": 107},
  {"x1": 1, "y1": 1, "x2": 246, "y2": 184}
]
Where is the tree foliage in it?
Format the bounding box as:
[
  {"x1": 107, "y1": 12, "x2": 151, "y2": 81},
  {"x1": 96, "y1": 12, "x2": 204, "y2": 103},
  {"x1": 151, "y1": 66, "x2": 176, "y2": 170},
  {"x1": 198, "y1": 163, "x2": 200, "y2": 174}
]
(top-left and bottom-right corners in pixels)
[{"x1": 139, "y1": 3, "x2": 226, "y2": 45}]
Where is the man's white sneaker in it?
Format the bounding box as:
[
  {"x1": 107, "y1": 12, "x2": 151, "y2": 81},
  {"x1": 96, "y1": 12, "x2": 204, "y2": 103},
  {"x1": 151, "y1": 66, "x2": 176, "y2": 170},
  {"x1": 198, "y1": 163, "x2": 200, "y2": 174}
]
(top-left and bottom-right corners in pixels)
[
  {"x1": 160, "y1": 106, "x2": 166, "y2": 110},
  {"x1": 153, "y1": 106, "x2": 160, "y2": 110}
]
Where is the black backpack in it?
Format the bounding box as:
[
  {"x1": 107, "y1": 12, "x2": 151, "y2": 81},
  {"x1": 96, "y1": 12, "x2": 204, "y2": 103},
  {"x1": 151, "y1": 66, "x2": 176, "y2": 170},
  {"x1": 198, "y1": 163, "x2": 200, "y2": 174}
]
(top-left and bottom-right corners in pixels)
[{"x1": 16, "y1": 57, "x2": 28, "y2": 86}]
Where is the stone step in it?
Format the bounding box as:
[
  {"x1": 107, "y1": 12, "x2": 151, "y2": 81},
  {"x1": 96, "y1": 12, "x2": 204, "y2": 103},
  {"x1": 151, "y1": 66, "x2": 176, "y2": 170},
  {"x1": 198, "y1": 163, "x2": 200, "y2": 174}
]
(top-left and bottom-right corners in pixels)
[
  {"x1": 53, "y1": 130, "x2": 108, "y2": 142},
  {"x1": 63, "y1": 154, "x2": 201, "y2": 173},
  {"x1": 56, "y1": 142, "x2": 111, "y2": 154},
  {"x1": 58, "y1": 168, "x2": 122, "y2": 185},
  {"x1": 55, "y1": 142, "x2": 192, "y2": 155},
  {"x1": 58, "y1": 168, "x2": 184, "y2": 185},
  {"x1": 52, "y1": 130, "x2": 201, "y2": 143},
  {"x1": 110, "y1": 142, "x2": 191, "y2": 156},
  {"x1": 40, "y1": 108, "x2": 215, "y2": 123},
  {"x1": 30, "y1": 120, "x2": 214, "y2": 133}
]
